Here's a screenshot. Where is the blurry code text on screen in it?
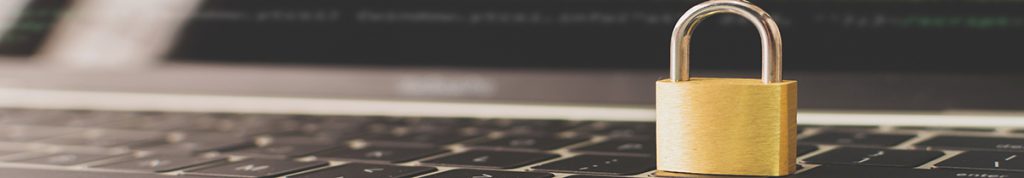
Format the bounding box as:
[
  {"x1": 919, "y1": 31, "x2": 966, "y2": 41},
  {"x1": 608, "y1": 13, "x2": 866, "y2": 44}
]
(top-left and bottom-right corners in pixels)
[
  {"x1": 162, "y1": 0, "x2": 1022, "y2": 73},
  {"x1": 0, "y1": 0, "x2": 69, "y2": 57}
]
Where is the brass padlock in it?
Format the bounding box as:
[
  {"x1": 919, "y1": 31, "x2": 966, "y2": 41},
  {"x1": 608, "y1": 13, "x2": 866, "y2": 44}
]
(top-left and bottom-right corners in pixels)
[{"x1": 655, "y1": 0, "x2": 797, "y2": 177}]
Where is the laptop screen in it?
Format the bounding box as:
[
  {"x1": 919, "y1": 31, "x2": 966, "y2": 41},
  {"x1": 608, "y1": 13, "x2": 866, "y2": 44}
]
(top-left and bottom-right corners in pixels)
[
  {"x1": 169, "y1": 0, "x2": 1024, "y2": 74},
  {"x1": 157, "y1": 0, "x2": 1024, "y2": 110},
  {"x1": 3, "y1": 0, "x2": 1019, "y2": 111},
  {"x1": 0, "y1": 0, "x2": 69, "y2": 57}
]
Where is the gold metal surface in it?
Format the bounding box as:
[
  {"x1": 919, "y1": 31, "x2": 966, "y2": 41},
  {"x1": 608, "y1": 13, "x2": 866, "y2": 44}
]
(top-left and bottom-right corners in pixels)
[
  {"x1": 657, "y1": 0, "x2": 795, "y2": 176},
  {"x1": 656, "y1": 78, "x2": 797, "y2": 176}
]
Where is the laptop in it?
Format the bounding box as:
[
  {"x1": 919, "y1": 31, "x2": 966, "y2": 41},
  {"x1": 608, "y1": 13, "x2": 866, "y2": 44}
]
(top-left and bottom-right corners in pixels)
[{"x1": 0, "y1": 0, "x2": 1022, "y2": 177}]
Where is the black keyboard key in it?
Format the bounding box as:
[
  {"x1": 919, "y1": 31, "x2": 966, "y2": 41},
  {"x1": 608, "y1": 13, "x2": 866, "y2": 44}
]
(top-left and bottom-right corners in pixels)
[
  {"x1": 501, "y1": 126, "x2": 570, "y2": 137},
  {"x1": 0, "y1": 167, "x2": 206, "y2": 178},
  {"x1": 107, "y1": 114, "x2": 219, "y2": 131},
  {"x1": 138, "y1": 140, "x2": 254, "y2": 155},
  {"x1": 362, "y1": 133, "x2": 478, "y2": 147},
  {"x1": 479, "y1": 119, "x2": 578, "y2": 132},
  {"x1": 798, "y1": 145, "x2": 818, "y2": 156},
  {"x1": 287, "y1": 163, "x2": 436, "y2": 178},
  {"x1": 266, "y1": 134, "x2": 342, "y2": 145},
  {"x1": 217, "y1": 116, "x2": 298, "y2": 135},
  {"x1": 184, "y1": 159, "x2": 328, "y2": 178},
  {"x1": 472, "y1": 136, "x2": 588, "y2": 151},
  {"x1": 532, "y1": 154, "x2": 655, "y2": 175},
  {"x1": 788, "y1": 165, "x2": 1024, "y2": 178},
  {"x1": 401, "y1": 119, "x2": 475, "y2": 134},
  {"x1": 803, "y1": 147, "x2": 944, "y2": 167},
  {"x1": 421, "y1": 169, "x2": 554, "y2": 178},
  {"x1": 935, "y1": 151, "x2": 1024, "y2": 172},
  {"x1": 177, "y1": 131, "x2": 260, "y2": 142},
  {"x1": 91, "y1": 155, "x2": 226, "y2": 172},
  {"x1": 579, "y1": 122, "x2": 654, "y2": 140},
  {"x1": 800, "y1": 132, "x2": 914, "y2": 146},
  {"x1": 8, "y1": 152, "x2": 119, "y2": 166},
  {"x1": 897, "y1": 126, "x2": 995, "y2": 132},
  {"x1": 949, "y1": 128, "x2": 997, "y2": 132},
  {"x1": 315, "y1": 146, "x2": 447, "y2": 163},
  {"x1": 917, "y1": 136, "x2": 1024, "y2": 152},
  {"x1": 307, "y1": 116, "x2": 372, "y2": 130},
  {"x1": 422, "y1": 150, "x2": 558, "y2": 169},
  {"x1": 572, "y1": 140, "x2": 654, "y2": 156},
  {"x1": 227, "y1": 144, "x2": 335, "y2": 159},
  {"x1": 798, "y1": 125, "x2": 808, "y2": 134},
  {"x1": 817, "y1": 125, "x2": 879, "y2": 131}
]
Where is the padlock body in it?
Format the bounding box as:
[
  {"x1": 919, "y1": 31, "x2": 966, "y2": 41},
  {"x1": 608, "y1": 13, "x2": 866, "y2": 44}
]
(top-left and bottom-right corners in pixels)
[{"x1": 655, "y1": 77, "x2": 797, "y2": 177}]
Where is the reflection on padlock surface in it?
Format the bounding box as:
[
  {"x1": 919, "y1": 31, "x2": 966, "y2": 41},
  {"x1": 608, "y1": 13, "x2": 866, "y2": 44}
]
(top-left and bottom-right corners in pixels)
[{"x1": 655, "y1": 0, "x2": 797, "y2": 177}]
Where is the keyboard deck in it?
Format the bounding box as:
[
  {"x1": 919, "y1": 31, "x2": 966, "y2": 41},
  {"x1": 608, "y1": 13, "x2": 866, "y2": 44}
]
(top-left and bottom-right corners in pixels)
[{"x1": 0, "y1": 108, "x2": 1021, "y2": 177}]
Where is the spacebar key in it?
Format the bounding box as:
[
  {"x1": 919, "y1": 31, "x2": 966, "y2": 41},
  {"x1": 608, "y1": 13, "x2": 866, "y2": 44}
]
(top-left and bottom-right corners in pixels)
[
  {"x1": 789, "y1": 166, "x2": 1024, "y2": 178},
  {"x1": 0, "y1": 167, "x2": 204, "y2": 178}
]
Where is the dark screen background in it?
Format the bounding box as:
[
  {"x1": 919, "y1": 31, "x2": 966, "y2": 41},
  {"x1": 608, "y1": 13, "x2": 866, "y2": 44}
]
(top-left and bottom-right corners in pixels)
[
  {"x1": 169, "y1": 0, "x2": 1024, "y2": 74},
  {"x1": 0, "y1": 0, "x2": 70, "y2": 57}
]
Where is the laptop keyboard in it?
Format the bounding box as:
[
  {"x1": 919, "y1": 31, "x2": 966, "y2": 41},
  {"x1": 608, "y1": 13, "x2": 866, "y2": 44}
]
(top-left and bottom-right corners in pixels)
[{"x1": 0, "y1": 108, "x2": 1022, "y2": 177}]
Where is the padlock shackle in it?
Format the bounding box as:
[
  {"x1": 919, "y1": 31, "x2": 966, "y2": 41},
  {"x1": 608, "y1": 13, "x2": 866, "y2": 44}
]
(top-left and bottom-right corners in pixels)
[{"x1": 671, "y1": 0, "x2": 782, "y2": 84}]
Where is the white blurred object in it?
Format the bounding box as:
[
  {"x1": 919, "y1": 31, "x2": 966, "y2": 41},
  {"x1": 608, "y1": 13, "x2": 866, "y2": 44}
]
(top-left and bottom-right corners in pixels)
[
  {"x1": 0, "y1": 0, "x2": 32, "y2": 50},
  {"x1": 37, "y1": 0, "x2": 201, "y2": 70}
]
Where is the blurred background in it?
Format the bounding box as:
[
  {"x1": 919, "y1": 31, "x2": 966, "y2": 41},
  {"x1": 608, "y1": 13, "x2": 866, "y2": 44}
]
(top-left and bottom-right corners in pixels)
[{"x1": 0, "y1": 0, "x2": 1022, "y2": 110}]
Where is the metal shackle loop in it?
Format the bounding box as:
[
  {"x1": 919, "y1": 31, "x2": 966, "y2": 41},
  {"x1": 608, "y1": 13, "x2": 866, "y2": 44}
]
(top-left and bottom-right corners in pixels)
[{"x1": 670, "y1": 0, "x2": 782, "y2": 84}]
